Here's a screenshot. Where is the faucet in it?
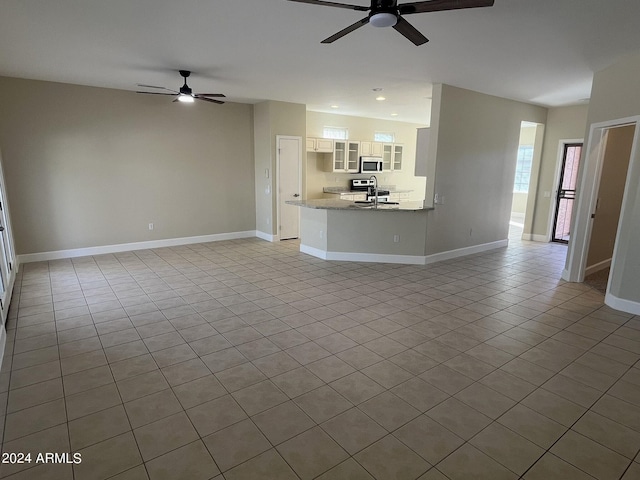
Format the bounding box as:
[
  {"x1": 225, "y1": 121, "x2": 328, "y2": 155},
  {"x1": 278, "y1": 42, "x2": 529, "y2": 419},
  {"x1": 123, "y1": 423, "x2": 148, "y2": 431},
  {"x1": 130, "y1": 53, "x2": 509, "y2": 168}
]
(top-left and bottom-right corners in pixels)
[{"x1": 369, "y1": 175, "x2": 378, "y2": 206}]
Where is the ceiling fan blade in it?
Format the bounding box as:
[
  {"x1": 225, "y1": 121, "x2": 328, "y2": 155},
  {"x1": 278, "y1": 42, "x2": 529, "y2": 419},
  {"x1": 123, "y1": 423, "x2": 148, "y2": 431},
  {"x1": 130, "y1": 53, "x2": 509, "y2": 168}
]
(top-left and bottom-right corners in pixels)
[
  {"x1": 136, "y1": 91, "x2": 178, "y2": 96},
  {"x1": 136, "y1": 84, "x2": 179, "y2": 92},
  {"x1": 399, "y1": 0, "x2": 494, "y2": 15},
  {"x1": 195, "y1": 93, "x2": 226, "y2": 98},
  {"x1": 195, "y1": 96, "x2": 225, "y2": 104},
  {"x1": 393, "y1": 16, "x2": 429, "y2": 45},
  {"x1": 322, "y1": 16, "x2": 370, "y2": 43},
  {"x1": 288, "y1": 0, "x2": 369, "y2": 11}
]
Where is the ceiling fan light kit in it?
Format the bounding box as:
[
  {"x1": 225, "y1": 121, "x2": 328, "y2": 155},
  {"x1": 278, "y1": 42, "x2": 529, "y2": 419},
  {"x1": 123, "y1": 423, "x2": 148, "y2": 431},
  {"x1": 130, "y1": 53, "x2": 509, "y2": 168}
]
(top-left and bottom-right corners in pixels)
[
  {"x1": 288, "y1": 0, "x2": 494, "y2": 45},
  {"x1": 370, "y1": 12, "x2": 398, "y2": 27}
]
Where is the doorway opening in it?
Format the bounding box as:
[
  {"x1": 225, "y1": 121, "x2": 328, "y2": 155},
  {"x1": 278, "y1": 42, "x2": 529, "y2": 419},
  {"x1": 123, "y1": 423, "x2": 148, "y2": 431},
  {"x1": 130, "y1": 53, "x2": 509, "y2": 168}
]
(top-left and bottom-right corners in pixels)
[
  {"x1": 582, "y1": 125, "x2": 635, "y2": 292},
  {"x1": 511, "y1": 122, "x2": 544, "y2": 236},
  {"x1": 551, "y1": 143, "x2": 583, "y2": 243},
  {"x1": 563, "y1": 115, "x2": 640, "y2": 315}
]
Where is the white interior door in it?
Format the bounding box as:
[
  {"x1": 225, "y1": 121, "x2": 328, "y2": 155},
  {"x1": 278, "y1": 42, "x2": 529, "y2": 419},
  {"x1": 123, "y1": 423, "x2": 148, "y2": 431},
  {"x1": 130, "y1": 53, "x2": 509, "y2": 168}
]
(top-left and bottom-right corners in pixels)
[{"x1": 277, "y1": 136, "x2": 302, "y2": 240}]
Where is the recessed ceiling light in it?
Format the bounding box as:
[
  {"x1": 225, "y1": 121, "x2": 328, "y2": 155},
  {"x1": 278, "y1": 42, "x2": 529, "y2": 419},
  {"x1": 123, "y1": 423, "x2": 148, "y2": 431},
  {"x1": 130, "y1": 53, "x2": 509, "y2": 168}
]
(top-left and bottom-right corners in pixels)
[
  {"x1": 376, "y1": 96, "x2": 386, "y2": 101},
  {"x1": 331, "y1": 105, "x2": 339, "y2": 109},
  {"x1": 391, "y1": 113, "x2": 398, "y2": 117}
]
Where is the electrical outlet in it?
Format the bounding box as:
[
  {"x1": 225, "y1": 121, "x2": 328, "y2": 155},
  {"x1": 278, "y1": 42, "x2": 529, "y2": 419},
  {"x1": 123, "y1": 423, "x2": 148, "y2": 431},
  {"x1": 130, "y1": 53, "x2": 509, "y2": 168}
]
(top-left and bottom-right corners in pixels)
[
  {"x1": 393, "y1": 234, "x2": 400, "y2": 243},
  {"x1": 434, "y1": 193, "x2": 439, "y2": 204},
  {"x1": 266, "y1": 217, "x2": 270, "y2": 225},
  {"x1": 319, "y1": 230, "x2": 323, "y2": 239},
  {"x1": 148, "y1": 223, "x2": 154, "y2": 231}
]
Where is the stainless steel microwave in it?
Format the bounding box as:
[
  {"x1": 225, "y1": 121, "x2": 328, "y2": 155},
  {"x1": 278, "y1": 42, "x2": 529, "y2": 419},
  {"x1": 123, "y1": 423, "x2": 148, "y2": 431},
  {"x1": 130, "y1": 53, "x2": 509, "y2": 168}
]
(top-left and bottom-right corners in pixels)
[{"x1": 359, "y1": 156, "x2": 383, "y2": 173}]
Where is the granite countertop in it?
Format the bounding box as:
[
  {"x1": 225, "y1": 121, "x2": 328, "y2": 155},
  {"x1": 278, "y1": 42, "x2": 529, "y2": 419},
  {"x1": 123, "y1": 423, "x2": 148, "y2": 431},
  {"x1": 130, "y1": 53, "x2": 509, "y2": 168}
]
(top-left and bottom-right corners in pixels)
[
  {"x1": 286, "y1": 198, "x2": 432, "y2": 212},
  {"x1": 323, "y1": 186, "x2": 413, "y2": 194}
]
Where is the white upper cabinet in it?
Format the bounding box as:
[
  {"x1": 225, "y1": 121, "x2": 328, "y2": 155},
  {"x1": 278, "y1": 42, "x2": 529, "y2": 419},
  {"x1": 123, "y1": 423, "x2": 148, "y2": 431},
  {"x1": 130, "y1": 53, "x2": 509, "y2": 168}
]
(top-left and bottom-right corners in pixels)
[
  {"x1": 360, "y1": 141, "x2": 383, "y2": 157},
  {"x1": 393, "y1": 144, "x2": 404, "y2": 171},
  {"x1": 327, "y1": 140, "x2": 360, "y2": 172},
  {"x1": 306, "y1": 137, "x2": 334, "y2": 153}
]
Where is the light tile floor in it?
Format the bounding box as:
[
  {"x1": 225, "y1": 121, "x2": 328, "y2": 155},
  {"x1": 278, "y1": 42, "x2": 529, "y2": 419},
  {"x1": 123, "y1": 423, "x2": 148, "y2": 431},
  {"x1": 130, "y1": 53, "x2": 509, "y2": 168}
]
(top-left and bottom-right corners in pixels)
[{"x1": 1, "y1": 226, "x2": 639, "y2": 480}]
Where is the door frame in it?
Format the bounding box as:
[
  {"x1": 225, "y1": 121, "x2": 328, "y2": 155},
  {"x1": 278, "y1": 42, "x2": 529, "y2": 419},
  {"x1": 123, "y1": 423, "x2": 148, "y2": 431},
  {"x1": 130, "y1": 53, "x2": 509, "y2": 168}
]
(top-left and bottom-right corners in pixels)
[
  {"x1": 276, "y1": 135, "x2": 302, "y2": 241},
  {"x1": 563, "y1": 116, "x2": 640, "y2": 285},
  {"x1": 547, "y1": 139, "x2": 583, "y2": 243}
]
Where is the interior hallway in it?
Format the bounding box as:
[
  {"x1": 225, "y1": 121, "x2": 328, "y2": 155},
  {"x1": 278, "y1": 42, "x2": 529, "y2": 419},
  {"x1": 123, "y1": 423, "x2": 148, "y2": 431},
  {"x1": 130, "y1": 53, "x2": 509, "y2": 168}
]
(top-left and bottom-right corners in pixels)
[{"x1": 0, "y1": 226, "x2": 639, "y2": 479}]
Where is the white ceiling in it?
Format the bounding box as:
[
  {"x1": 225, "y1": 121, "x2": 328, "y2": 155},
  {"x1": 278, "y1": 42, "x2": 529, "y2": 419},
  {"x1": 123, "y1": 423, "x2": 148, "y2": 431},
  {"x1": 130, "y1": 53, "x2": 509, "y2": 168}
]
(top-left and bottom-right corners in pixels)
[{"x1": 2, "y1": 0, "x2": 640, "y2": 125}]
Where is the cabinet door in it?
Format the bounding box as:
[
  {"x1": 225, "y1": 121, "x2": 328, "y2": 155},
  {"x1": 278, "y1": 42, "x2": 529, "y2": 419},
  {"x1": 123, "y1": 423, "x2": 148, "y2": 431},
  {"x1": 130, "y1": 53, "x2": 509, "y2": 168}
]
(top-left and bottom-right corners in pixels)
[
  {"x1": 360, "y1": 141, "x2": 372, "y2": 156},
  {"x1": 333, "y1": 140, "x2": 346, "y2": 171},
  {"x1": 306, "y1": 138, "x2": 316, "y2": 152},
  {"x1": 347, "y1": 141, "x2": 360, "y2": 172},
  {"x1": 393, "y1": 144, "x2": 403, "y2": 171},
  {"x1": 316, "y1": 138, "x2": 334, "y2": 153},
  {"x1": 371, "y1": 142, "x2": 383, "y2": 156},
  {"x1": 382, "y1": 144, "x2": 393, "y2": 171}
]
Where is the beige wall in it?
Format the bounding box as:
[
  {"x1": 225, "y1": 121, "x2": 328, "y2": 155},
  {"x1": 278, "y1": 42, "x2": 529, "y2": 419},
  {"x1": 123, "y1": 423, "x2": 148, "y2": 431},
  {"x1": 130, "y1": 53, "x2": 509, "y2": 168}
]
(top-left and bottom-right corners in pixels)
[
  {"x1": 511, "y1": 193, "x2": 528, "y2": 214},
  {"x1": 586, "y1": 125, "x2": 634, "y2": 269},
  {"x1": 426, "y1": 84, "x2": 548, "y2": 255},
  {"x1": 254, "y1": 101, "x2": 306, "y2": 237},
  {"x1": 0, "y1": 76, "x2": 256, "y2": 255},
  {"x1": 577, "y1": 51, "x2": 640, "y2": 305},
  {"x1": 305, "y1": 112, "x2": 427, "y2": 201},
  {"x1": 530, "y1": 105, "x2": 588, "y2": 237}
]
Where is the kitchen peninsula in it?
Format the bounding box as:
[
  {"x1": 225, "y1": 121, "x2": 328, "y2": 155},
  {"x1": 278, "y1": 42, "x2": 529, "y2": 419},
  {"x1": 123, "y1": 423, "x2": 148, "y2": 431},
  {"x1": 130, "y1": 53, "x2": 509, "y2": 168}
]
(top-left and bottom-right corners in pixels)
[{"x1": 287, "y1": 198, "x2": 432, "y2": 265}]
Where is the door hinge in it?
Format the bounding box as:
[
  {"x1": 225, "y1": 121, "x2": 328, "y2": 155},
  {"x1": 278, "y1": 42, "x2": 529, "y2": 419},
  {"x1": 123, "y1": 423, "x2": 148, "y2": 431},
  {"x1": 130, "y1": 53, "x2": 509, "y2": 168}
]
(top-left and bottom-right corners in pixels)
[
  {"x1": 0, "y1": 200, "x2": 3, "y2": 210},
  {"x1": 0, "y1": 299, "x2": 3, "y2": 310},
  {"x1": 9, "y1": 261, "x2": 12, "y2": 271}
]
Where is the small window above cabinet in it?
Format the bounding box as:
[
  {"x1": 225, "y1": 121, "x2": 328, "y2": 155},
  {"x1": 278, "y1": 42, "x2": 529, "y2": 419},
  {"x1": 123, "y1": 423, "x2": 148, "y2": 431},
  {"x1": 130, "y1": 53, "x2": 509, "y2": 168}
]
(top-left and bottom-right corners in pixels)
[
  {"x1": 306, "y1": 138, "x2": 334, "y2": 153},
  {"x1": 326, "y1": 140, "x2": 360, "y2": 173}
]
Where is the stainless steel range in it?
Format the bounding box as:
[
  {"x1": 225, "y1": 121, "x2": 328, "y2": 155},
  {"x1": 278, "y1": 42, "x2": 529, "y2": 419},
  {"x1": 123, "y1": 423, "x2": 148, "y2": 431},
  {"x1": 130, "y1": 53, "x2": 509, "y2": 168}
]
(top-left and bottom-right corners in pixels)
[{"x1": 350, "y1": 179, "x2": 390, "y2": 202}]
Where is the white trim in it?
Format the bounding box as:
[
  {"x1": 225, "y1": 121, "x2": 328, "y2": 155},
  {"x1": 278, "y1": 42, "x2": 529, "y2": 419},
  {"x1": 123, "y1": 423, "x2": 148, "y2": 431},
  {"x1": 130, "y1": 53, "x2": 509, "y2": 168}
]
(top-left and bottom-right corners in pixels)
[
  {"x1": 300, "y1": 244, "x2": 328, "y2": 260},
  {"x1": 17, "y1": 231, "x2": 257, "y2": 263},
  {"x1": 255, "y1": 231, "x2": 278, "y2": 242},
  {"x1": 585, "y1": 258, "x2": 611, "y2": 277},
  {"x1": 300, "y1": 239, "x2": 508, "y2": 266},
  {"x1": 423, "y1": 239, "x2": 509, "y2": 264},
  {"x1": 521, "y1": 234, "x2": 548, "y2": 242},
  {"x1": 0, "y1": 328, "x2": 5, "y2": 373},
  {"x1": 605, "y1": 292, "x2": 640, "y2": 315}
]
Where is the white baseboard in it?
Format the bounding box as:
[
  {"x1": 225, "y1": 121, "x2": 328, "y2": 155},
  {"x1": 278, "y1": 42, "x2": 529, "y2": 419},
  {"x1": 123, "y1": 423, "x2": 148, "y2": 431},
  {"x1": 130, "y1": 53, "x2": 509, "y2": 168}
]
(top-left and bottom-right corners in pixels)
[
  {"x1": 17, "y1": 230, "x2": 258, "y2": 263},
  {"x1": 255, "y1": 231, "x2": 278, "y2": 242},
  {"x1": 585, "y1": 258, "x2": 612, "y2": 276},
  {"x1": 521, "y1": 233, "x2": 549, "y2": 242},
  {"x1": 605, "y1": 292, "x2": 640, "y2": 315},
  {"x1": 423, "y1": 239, "x2": 509, "y2": 265},
  {"x1": 300, "y1": 239, "x2": 509, "y2": 266},
  {"x1": 300, "y1": 244, "x2": 426, "y2": 265},
  {"x1": 0, "y1": 327, "x2": 6, "y2": 374}
]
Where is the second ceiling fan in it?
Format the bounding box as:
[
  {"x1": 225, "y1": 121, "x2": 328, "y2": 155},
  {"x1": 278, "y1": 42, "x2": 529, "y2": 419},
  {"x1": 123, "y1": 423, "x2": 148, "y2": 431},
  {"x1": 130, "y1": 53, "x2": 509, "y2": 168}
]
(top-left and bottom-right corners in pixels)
[{"x1": 288, "y1": 0, "x2": 494, "y2": 46}]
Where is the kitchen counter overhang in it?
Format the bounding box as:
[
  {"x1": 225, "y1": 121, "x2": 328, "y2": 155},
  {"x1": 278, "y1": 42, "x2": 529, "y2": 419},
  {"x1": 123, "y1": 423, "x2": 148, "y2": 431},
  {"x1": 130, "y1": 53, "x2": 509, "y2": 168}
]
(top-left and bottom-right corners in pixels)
[
  {"x1": 287, "y1": 199, "x2": 433, "y2": 265},
  {"x1": 287, "y1": 198, "x2": 430, "y2": 212}
]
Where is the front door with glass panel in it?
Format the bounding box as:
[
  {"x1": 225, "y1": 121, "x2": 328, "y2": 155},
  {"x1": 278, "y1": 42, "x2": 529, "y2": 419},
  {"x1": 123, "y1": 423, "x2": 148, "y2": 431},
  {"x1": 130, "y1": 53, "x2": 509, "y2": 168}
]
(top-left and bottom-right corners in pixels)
[{"x1": 552, "y1": 143, "x2": 583, "y2": 243}]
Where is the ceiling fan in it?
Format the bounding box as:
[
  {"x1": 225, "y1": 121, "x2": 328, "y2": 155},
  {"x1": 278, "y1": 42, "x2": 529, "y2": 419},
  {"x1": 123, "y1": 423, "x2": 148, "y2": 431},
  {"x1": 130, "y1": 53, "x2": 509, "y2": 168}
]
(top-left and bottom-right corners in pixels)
[
  {"x1": 136, "y1": 70, "x2": 226, "y2": 104},
  {"x1": 288, "y1": 0, "x2": 494, "y2": 46}
]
